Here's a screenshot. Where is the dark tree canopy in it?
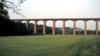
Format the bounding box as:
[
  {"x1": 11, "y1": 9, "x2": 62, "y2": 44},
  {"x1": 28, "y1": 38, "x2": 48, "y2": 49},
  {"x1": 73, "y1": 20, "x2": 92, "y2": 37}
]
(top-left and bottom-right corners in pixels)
[
  {"x1": 0, "y1": 0, "x2": 27, "y2": 36},
  {"x1": 0, "y1": 0, "x2": 26, "y2": 18}
]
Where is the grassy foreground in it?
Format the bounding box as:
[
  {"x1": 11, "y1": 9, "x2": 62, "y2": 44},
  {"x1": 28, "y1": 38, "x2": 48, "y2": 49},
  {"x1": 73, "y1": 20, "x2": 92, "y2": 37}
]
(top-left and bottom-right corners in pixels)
[{"x1": 0, "y1": 35, "x2": 100, "y2": 56}]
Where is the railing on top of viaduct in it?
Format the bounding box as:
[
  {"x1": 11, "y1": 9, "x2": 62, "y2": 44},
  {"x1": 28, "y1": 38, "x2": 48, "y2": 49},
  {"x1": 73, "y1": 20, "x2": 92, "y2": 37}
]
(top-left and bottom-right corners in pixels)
[{"x1": 12, "y1": 18, "x2": 100, "y2": 35}]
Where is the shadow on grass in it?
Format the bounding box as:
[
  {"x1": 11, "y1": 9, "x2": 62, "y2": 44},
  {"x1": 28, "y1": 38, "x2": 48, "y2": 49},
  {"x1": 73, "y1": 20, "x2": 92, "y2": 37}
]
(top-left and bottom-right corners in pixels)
[{"x1": 64, "y1": 38, "x2": 100, "y2": 56}]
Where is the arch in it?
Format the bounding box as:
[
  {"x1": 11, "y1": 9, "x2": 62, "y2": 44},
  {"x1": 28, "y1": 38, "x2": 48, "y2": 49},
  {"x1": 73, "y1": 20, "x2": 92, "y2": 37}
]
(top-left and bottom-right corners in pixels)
[
  {"x1": 87, "y1": 20, "x2": 96, "y2": 34},
  {"x1": 65, "y1": 20, "x2": 73, "y2": 34},
  {"x1": 28, "y1": 20, "x2": 34, "y2": 33},
  {"x1": 75, "y1": 20, "x2": 84, "y2": 34},
  {"x1": 29, "y1": 20, "x2": 35, "y2": 24},
  {"x1": 21, "y1": 20, "x2": 27, "y2": 23},
  {"x1": 46, "y1": 20, "x2": 53, "y2": 34},
  {"x1": 55, "y1": 20, "x2": 62, "y2": 34},
  {"x1": 19, "y1": 20, "x2": 28, "y2": 31},
  {"x1": 65, "y1": 20, "x2": 73, "y2": 28},
  {"x1": 46, "y1": 20, "x2": 53, "y2": 27},
  {"x1": 55, "y1": 20, "x2": 63, "y2": 27},
  {"x1": 37, "y1": 20, "x2": 43, "y2": 25},
  {"x1": 36, "y1": 20, "x2": 44, "y2": 34}
]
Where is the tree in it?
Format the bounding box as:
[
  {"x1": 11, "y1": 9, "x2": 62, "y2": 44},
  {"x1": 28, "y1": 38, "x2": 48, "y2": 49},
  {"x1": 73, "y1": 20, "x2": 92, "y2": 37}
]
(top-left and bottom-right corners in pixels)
[
  {"x1": 0, "y1": 0, "x2": 26, "y2": 18},
  {"x1": 0, "y1": 0, "x2": 26, "y2": 35}
]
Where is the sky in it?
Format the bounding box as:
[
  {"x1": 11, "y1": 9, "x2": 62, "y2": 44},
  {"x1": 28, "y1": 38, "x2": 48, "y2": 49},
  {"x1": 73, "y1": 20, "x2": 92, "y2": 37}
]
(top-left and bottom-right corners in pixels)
[
  {"x1": 9, "y1": 0, "x2": 100, "y2": 18},
  {"x1": 9, "y1": 0, "x2": 100, "y2": 30}
]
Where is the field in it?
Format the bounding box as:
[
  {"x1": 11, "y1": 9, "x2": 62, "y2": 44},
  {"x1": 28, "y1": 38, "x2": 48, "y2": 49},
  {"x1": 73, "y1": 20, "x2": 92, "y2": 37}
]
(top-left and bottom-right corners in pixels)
[{"x1": 0, "y1": 35, "x2": 100, "y2": 56}]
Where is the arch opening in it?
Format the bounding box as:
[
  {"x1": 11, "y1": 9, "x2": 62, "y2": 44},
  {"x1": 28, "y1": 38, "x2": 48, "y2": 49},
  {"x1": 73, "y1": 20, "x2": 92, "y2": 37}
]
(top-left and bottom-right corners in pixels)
[
  {"x1": 87, "y1": 20, "x2": 96, "y2": 34},
  {"x1": 65, "y1": 20, "x2": 73, "y2": 34}
]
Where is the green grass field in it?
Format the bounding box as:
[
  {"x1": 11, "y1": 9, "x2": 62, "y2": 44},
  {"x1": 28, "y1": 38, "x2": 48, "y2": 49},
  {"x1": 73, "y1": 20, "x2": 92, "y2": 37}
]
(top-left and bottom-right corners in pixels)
[{"x1": 0, "y1": 35, "x2": 100, "y2": 56}]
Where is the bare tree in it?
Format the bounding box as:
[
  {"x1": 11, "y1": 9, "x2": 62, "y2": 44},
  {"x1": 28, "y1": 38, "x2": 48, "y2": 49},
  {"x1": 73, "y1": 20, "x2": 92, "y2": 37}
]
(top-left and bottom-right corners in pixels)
[{"x1": 0, "y1": 0, "x2": 26, "y2": 18}]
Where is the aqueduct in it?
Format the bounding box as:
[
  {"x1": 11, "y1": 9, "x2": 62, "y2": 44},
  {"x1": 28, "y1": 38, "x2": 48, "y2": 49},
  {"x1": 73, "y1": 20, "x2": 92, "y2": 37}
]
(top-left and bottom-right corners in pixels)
[{"x1": 12, "y1": 18, "x2": 100, "y2": 35}]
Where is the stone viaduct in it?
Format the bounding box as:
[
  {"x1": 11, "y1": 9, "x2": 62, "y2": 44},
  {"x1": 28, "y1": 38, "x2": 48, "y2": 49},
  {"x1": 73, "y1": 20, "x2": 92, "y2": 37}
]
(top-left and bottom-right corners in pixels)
[{"x1": 12, "y1": 18, "x2": 100, "y2": 35}]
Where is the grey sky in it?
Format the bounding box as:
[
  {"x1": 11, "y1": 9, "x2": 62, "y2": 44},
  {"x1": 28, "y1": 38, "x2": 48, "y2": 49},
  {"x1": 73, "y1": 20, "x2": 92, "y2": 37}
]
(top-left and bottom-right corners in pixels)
[
  {"x1": 9, "y1": 0, "x2": 100, "y2": 18},
  {"x1": 8, "y1": 0, "x2": 100, "y2": 30}
]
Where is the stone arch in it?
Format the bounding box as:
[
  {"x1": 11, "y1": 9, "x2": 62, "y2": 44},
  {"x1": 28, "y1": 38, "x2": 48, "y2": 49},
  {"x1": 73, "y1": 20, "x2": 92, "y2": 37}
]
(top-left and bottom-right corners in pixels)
[
  {"x1": 29, "y1": 20, "x2": 35, "y2": 24},
  {"x1": 37, "y1": 20, "x2": 43, "y2": 25},
  {"x1": 46, "y1": 20, "x2": 53, "y2": 27},
  {"x1": 55, "y1": 20, "x2": 62, "y2": 34},
  {"x1": 36, "y1": 20, "x2": 44, "y2": 34},
  {"x1": 21, "y1": 20, "x2": 27, "y2": 23},
  {"x1": 55, "y1": 20, "x2": 63, "y2": 27},
  {"x1": 20, "y1": 20, "x2": 28, "y2": 29},
  {"x1": 65, "y1": 20, "x2": 73, "y2": 34},
  {"x1": 65, "y1": 20, "x2": 73, "y2": 28},
  {"x1": 28, "y1": 20, "x2": 34, "y2": 33},
  {"x1": 87, "y1": 20, "x2": 96, "y2": 34},
  {"x1": 46, "y1": 20, "x2": 53, "y2": 34},
  {"x1": 75, "y1": 20, "x2": 84, "y2": 34}
]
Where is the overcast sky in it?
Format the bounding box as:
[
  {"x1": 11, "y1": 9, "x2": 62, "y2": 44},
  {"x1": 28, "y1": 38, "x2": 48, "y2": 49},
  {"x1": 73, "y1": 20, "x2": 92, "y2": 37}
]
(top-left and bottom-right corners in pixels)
[
  {"x1": 9, "y1": 0, "x2": 100, "y2": 30},
  {"x1": 9, "y1": 0, "x2": 100, "y2": 19}
]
